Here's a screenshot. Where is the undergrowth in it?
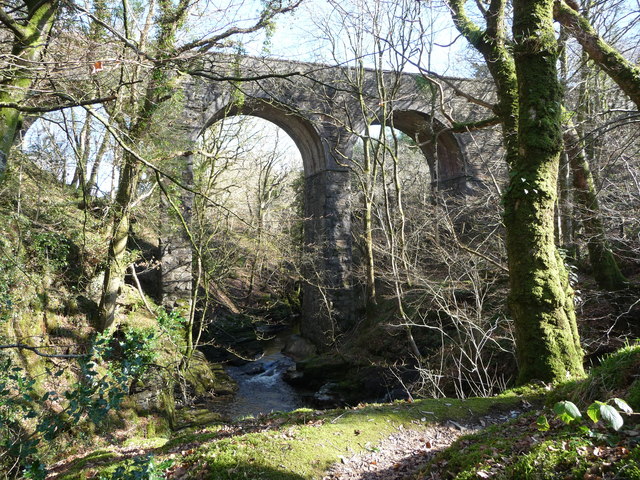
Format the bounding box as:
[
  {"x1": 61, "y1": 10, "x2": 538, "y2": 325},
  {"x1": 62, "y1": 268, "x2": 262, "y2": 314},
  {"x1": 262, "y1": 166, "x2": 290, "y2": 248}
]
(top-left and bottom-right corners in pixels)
[{"x1": 423, "y1": 344, "x2": 640, "y2": 480}]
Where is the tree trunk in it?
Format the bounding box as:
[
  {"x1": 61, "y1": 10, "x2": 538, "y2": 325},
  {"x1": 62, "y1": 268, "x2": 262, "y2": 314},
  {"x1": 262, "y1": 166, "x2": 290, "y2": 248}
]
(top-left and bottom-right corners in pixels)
[
  {"x1": 564, "y1": 124, "x2": 627, "y2": 290},
  {"x1": 557, "y1": 150, "x2": 574, "y2": 249},
  {"x1": 98, "y1": 151, "x2": 140, "y2": 331},
  {"x1": 447, "y1": 0, "x2": 519, "y2": 169},
  {"x1": 507, "y1": 0, "x2": 584, "y2": 383},
  {"x1": 0, "y1": 1, "x2": 59, "y2": 178},
  {"x1": 97, "y1": 0, "x2": 191, "y2": 331},
  {"x1": 87, "y1": 131, "x2": 110, "y2": 196},
  {"x1": 361, "y1": 135, "x2": 377, "y2": 306}
]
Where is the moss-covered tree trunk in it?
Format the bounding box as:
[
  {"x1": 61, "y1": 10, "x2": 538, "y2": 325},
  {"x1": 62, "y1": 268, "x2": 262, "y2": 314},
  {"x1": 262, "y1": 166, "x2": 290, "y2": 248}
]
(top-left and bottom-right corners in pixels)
[
  {"x1": 447, "y1": 0, "x2": 585, "y2": 383},
  {"x1": 447, "y1": 0, "x2": 519, "y2": 169},
  {"x1": 98, "y1": 149, "x2": 141, "y2": 331},
  {"x1": 0, "y1": 0, "x2": 58, "y2": 178},
  {"x1": 563, "y1": 124, "x2": 627, "y2": 291},
  {"x1": 507, "y1": 0, "x2": 584, "y2": 383}
]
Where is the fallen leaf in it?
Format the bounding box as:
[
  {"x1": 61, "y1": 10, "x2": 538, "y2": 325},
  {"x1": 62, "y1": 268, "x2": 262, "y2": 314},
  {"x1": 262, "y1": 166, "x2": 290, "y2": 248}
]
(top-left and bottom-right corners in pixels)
[{"x1": 576, "y1": 446, "x2": 589, "y2": 456}]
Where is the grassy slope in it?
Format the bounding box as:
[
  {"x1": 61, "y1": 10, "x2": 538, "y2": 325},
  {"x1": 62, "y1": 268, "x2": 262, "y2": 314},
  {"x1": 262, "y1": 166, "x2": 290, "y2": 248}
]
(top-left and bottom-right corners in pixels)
[
  {"x1": 53, "y1": 396, "x2": 522, "y2": 479},
  {"x1": 53, "y1": 344, "x2": 640, "y2": 480},
  {"x1": 425, "y1": 344, "x2": 640, "y2": 480}
]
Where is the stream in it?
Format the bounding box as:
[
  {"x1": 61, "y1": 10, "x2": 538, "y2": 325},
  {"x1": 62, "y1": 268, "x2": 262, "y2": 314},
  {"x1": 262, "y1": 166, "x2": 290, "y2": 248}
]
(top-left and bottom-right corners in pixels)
[{"x1": 211, "y1": 330, "x2": 306, "y2": 420}]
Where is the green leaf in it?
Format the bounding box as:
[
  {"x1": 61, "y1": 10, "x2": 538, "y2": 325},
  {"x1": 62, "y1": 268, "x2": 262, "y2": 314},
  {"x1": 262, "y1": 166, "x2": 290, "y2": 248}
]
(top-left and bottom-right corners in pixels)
[
  {"x1": 600, "y1": 404, "x2": 624, "y2": 431},
  {"x1": 577, "y1": 425, "x2": 592, "y2": 436},
  {"x1": 587, "y1": 401, "x2": 604, "y2": 423},
  {"x1": 610, "y1": 398, "x2": 633, "y2": 414},
  {"x1": 554, "y1": 401, "x2": 582, "y2": 424},
  {"x1": 536, "y1": 414, "x2": 550, "y2": 431}
]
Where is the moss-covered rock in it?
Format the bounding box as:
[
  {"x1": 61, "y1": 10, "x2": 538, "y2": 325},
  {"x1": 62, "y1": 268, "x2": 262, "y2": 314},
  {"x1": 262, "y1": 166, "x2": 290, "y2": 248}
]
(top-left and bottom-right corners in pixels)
[
  {"x1": 128, "y1": 367, "x2": 177, "y2": 427},
  {"x1": 173, "y1": 408, "x2": 223, "y2": 430},
  {"x1": 183, "y1": 350, "x2": 236, "y2": 397}
]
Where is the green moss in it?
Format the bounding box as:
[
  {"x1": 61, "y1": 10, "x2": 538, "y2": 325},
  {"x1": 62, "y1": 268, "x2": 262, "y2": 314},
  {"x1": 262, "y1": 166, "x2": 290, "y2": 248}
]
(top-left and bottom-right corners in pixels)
[
  {"x1": 508, "y1": 437, "x2": 592, "y2": 479},
  {"x1": 173, "y1": 408, "x2": 223, "y2": 430},
  {"x1": 500, "y1": 383, "x2": 549, "y2": 399},
  {"x1": 426, "y1": 401, "x2": 638, "y2": 480},
  {"x1": 182, "y1": 351, "x2": 231, "y2": 397},
  {"x1": 54, "y1": 450, "x2": 119, "y2": 479},
  {"x1": 122, "y1": 436, "x2": 168, "y2": 449},
  {"x1": 617, "y1": 447, "x2": 640, "y2": 479},
  {"x1": 168, "y1": 397, "x2": 520, "y2": 480},
  {"x1": 57, "y1": 397, "x2": 522, "y2": 480},
  {"x1": 554, "y1": 343, "x2": 640, "y2": 409},
  {"x1": 434, "y1": 423, "x2": 519, "y2": 477}
]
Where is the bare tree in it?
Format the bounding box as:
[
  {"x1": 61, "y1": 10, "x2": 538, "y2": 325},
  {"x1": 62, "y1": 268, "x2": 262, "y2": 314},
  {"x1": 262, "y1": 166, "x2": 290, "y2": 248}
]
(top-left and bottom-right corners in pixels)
[{"x1": 93, "y1": 0, "x2": 302, "y2": 332}]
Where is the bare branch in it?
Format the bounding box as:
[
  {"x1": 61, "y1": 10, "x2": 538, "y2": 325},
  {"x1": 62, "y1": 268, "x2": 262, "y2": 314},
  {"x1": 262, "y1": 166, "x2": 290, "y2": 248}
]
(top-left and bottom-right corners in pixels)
[
  {"x1": 0, "y1": 344, "x2": 87, "y2": 358},
  {"x1": 0, "y1": 95, "x2": 117, "y2": 113},
  {"x1": 176, "y1": 0, "x2": 303, "y2": 54}
]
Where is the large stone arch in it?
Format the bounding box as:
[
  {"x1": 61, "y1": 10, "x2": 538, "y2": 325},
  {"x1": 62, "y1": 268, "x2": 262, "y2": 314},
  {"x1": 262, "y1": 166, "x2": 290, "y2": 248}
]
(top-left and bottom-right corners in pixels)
[
  {"x1": 197, "y1": 98, "x2": 327, "y2": 177},
  {"x1": 166, "y1": 94, "x2": 354, "y2": 348}
]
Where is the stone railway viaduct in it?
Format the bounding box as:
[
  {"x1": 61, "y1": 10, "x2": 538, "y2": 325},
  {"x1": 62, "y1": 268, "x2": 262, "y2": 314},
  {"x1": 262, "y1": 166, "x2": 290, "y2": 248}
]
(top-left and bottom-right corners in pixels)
[{"x1": 160, "y1": 54, "x2": 498, "y2": 348}]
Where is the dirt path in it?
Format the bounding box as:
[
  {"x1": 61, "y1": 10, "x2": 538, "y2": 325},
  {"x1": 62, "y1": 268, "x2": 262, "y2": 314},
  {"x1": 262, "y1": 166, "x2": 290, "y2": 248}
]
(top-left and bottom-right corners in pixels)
[{"x1": 323, "y1": 409, "x2": 523, "y2": 480}]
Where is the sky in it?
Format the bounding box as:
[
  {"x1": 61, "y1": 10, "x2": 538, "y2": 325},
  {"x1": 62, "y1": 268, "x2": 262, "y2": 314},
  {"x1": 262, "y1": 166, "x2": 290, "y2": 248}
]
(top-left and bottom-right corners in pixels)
[{"x1": 236, "y1": 0, "x2": 470, "y2": 76}]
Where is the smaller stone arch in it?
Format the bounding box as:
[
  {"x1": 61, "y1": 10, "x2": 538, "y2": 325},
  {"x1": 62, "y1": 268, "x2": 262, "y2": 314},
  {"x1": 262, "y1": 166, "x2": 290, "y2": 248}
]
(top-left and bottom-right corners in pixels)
[{"x1": 391, "y1": 110, "x2": 474, "y2": 193}]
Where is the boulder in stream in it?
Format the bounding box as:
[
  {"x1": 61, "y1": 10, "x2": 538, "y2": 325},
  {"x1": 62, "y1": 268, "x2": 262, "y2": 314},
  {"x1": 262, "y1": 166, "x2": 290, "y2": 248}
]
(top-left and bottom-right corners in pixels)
[{"x1": 283, "y1": 334, "x2": 317, "y2": 360}]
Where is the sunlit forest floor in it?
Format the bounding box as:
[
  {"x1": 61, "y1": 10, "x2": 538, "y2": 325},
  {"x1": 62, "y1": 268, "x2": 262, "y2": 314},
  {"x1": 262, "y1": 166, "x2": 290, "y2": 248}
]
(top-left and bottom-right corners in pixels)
[{"x1": 46, "y1": 345, "x2": 640, "y2": 480}]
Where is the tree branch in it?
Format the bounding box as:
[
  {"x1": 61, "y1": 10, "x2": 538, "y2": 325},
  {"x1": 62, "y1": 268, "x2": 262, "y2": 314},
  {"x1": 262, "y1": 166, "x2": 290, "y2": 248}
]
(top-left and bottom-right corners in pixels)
[
  {"x1": 449, "y1": 116, "x2": 501, "y2": 133},
  {"x1": 176, "y1": 0, "x2": 303, "y2": 54},
  {"x1": 554, "y1": 0, "x2": 640, "y2": 108},
  {"x1": 185, "y1": 69, "x2": 302, "y2": 83},
  {"x1": 0, "y1": 344, "x2": 87, "y2": 358},
  {"x1": 0, "y1": 95, "x2": 116, "y2": 113},
  {"x1": 0, "y1": 7, "x2": 28, "y2": 41}
]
